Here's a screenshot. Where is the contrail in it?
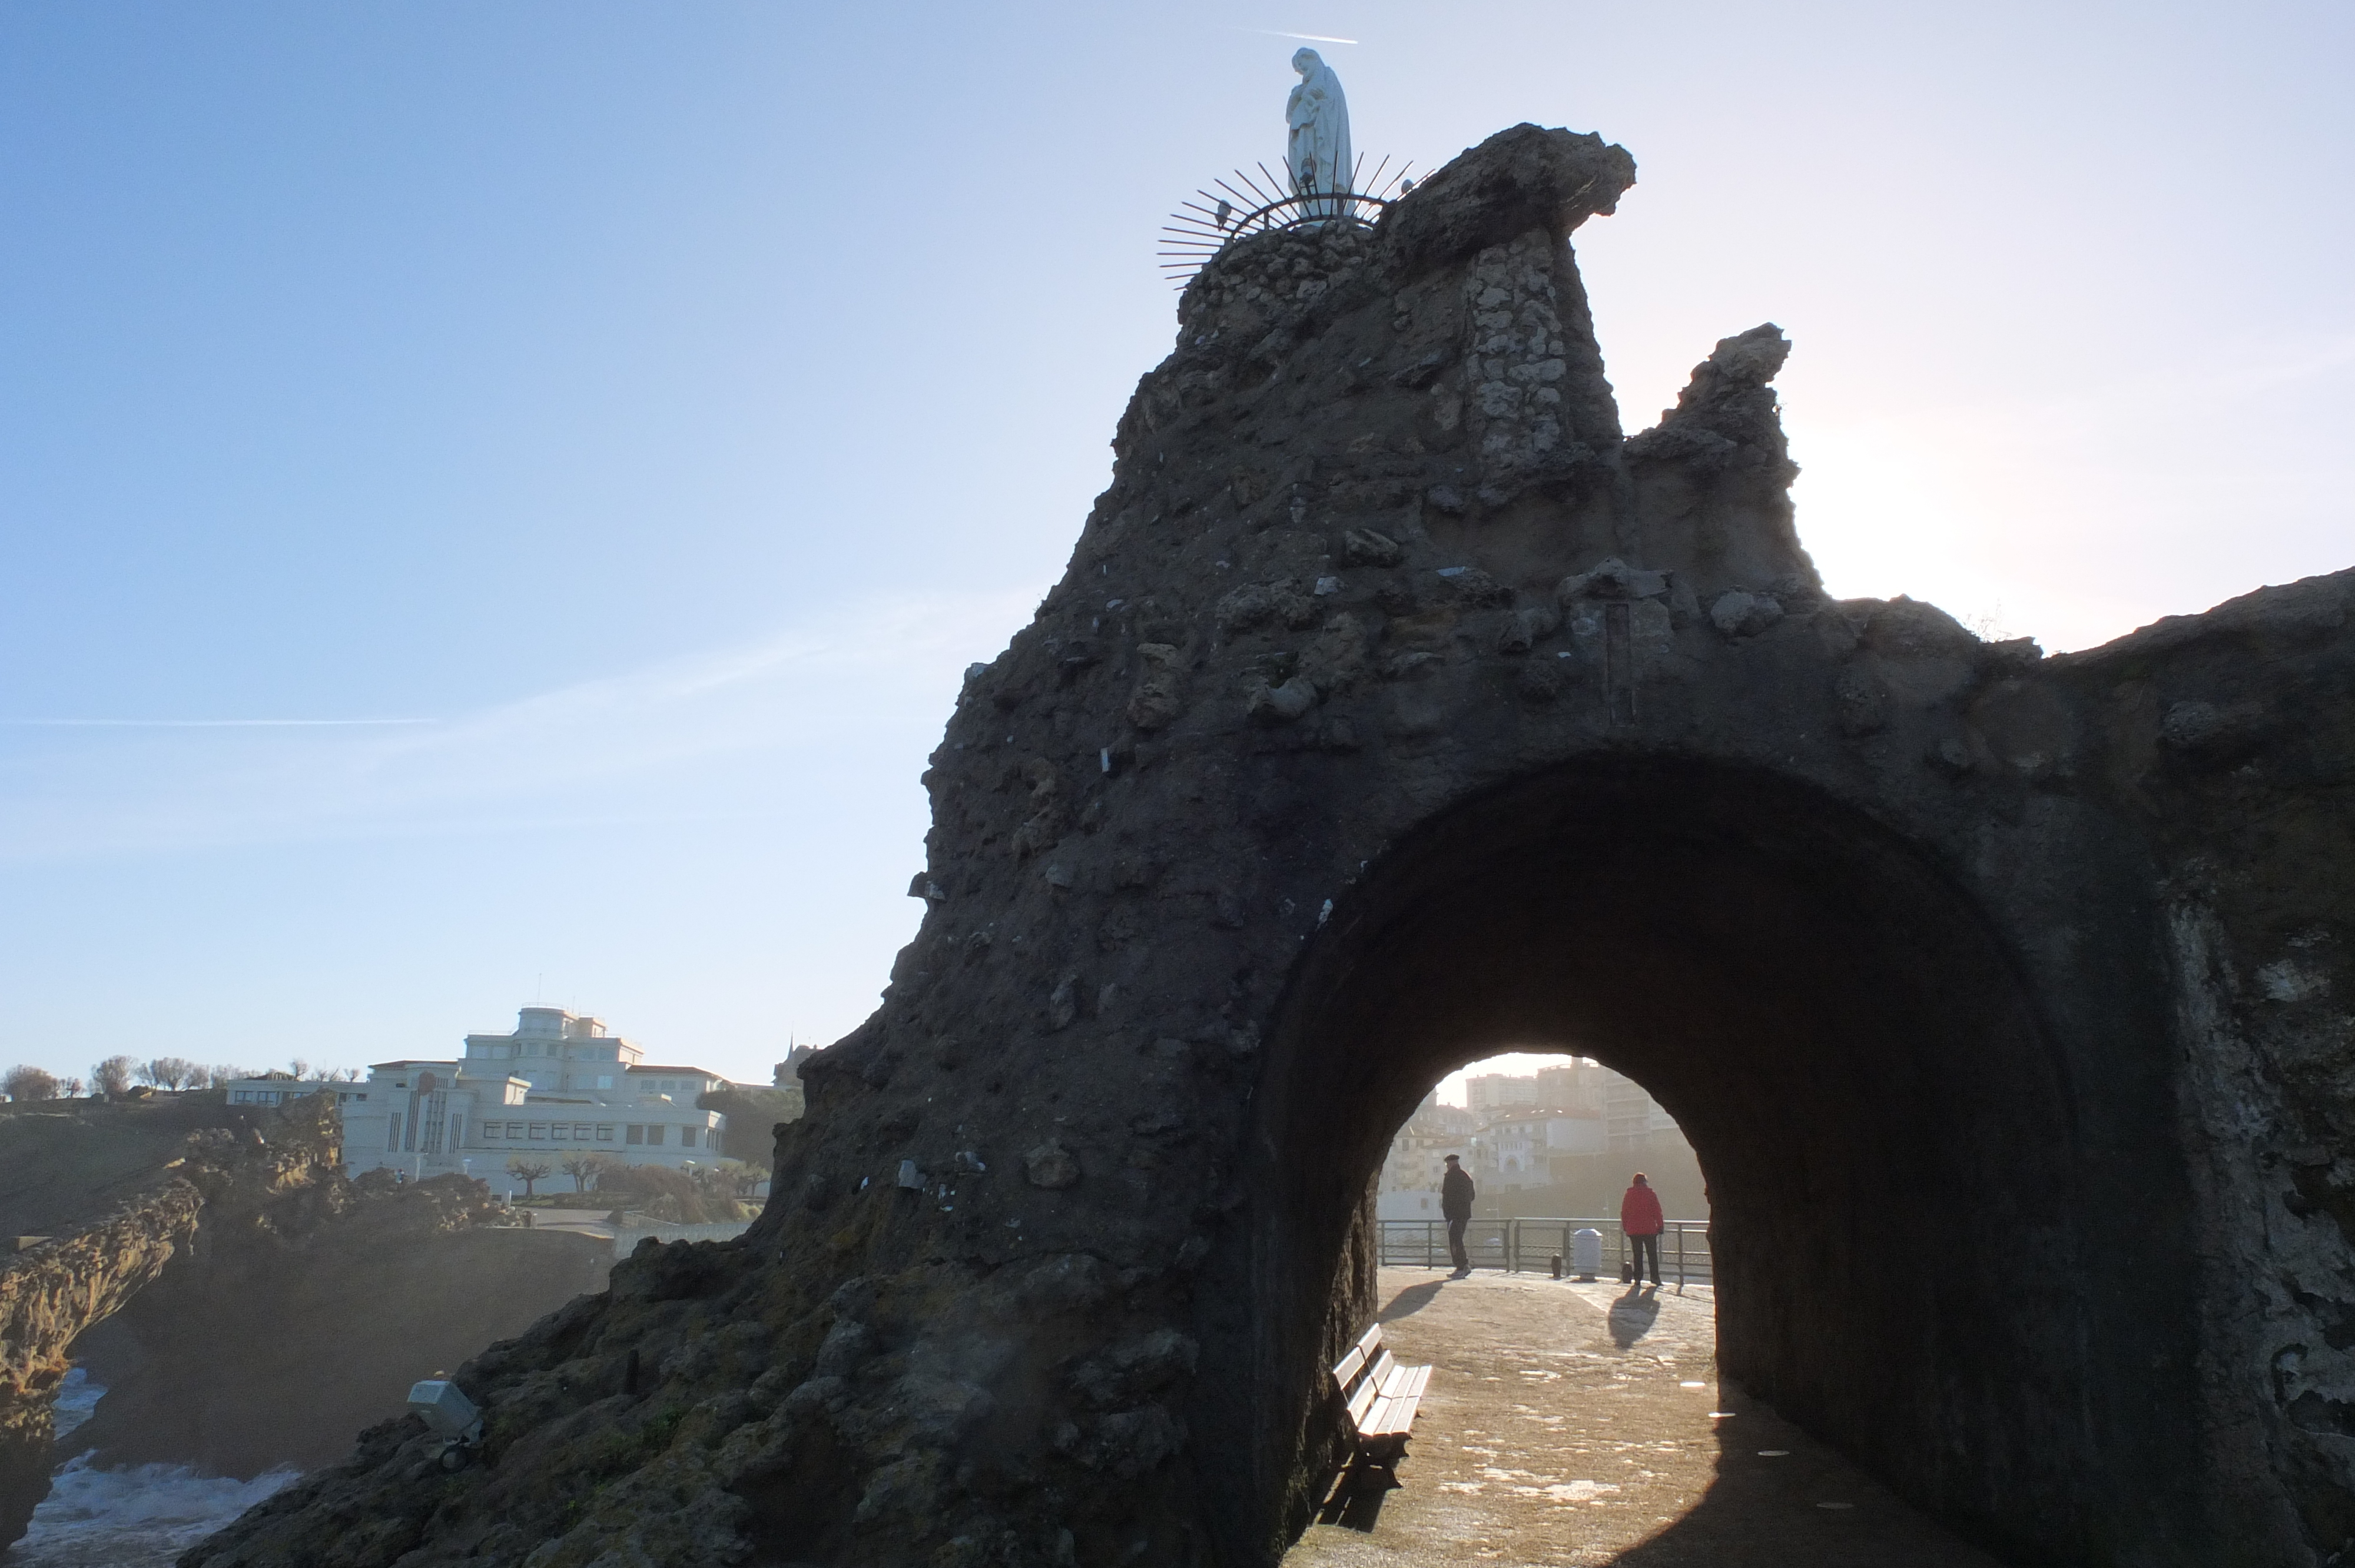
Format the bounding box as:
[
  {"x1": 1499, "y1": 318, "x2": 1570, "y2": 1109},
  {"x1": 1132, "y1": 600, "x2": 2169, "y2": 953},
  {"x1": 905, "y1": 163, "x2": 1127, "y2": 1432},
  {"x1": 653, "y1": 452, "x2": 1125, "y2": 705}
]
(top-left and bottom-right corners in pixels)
[
  {"x1": 1243, "y1": 28, "x2": 1359, "y2": 45},
  {"x1": 0, "y1": 717, "x2": 436, "y2": 727}
]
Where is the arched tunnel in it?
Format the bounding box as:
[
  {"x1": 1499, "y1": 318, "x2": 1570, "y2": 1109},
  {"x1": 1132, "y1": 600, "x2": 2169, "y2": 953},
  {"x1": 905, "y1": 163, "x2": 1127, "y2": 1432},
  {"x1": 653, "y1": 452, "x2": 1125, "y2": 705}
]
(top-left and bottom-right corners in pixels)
[{"x1": 1192, "y1": 756, "x2": 2201, "y2": 1565}]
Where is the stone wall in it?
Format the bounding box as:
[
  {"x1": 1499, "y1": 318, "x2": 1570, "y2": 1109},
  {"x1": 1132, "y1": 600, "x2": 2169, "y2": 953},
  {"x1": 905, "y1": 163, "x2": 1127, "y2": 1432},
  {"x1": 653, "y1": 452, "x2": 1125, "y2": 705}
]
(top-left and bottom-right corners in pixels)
[{"x1": 184, "y1": 125, "x2": 2353, "y2": 1568}]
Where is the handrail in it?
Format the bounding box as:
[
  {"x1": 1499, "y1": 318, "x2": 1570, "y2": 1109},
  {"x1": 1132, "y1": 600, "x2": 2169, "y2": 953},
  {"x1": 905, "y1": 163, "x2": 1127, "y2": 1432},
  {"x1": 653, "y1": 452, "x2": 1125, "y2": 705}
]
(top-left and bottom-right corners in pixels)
[{"x1": 1375, "y1": 1216, "x2": 1713, "y2": 1286}]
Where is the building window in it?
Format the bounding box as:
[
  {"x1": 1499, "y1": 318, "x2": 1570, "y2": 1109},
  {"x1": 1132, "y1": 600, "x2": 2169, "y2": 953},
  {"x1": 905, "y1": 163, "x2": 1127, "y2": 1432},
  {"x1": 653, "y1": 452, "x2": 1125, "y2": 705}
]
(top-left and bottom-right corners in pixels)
[
  {"x1": 597, "y1": 1076, "x2": 613, "y2": 1089},
  {"x1": 681, "y1": 1127, "x2": 698, "y2": 1148},
  {"x1": 626, "y1": 1125, "x2": 644, "y2": 1145},
  {"x1": 595, "y1": 1125, "x2": 613, "y2": 1141},
  {"x1": 529, "y1": 1124, "x2": 546, "y2": 1140},
  {"x1": 506, "y1": 1121, "x2": 523, "y2": 1138},
  {"x1": 483, "y1": 1124, "x2": 499, "y2": 1140},
  {"x1": 646, "y1": 1125, "x2": 666, "y2": 1146},
  {"x1": 387, "y1": 1114, "x2": 403, "y2": 1151}
]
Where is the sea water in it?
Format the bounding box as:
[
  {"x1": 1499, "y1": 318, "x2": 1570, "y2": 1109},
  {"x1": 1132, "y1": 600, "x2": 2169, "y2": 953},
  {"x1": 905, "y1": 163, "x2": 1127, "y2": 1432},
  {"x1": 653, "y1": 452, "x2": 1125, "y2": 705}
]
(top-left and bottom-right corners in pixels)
[{"x1": 12, "y1": 1369, "x2": 300, "y2": 1568}]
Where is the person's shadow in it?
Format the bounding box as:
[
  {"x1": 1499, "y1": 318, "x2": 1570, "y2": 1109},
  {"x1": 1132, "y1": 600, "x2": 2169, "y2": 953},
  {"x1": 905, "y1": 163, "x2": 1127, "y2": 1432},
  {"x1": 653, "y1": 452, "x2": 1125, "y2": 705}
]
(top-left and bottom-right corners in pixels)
[
  {"x1": 1379, "y1": 1280, "x2": 1445, "y2": 1322},
  {"x1": 1609, "y1": 1285, "x2": 1661, "y2": 1348}
]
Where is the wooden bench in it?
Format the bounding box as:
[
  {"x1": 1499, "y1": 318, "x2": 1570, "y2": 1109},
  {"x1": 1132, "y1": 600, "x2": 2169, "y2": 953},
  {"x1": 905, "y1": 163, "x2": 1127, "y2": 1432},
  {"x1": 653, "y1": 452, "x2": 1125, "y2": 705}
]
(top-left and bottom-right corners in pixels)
[{"x1": 1331, "y1": 1322, "x2": 1432, "y2": 1470}]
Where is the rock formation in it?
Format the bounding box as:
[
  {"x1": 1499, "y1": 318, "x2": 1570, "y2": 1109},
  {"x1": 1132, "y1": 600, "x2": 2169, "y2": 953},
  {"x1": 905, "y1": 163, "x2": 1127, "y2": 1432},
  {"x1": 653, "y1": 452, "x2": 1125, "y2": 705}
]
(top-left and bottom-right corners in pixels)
[
  {"x1": 0, "y1": 1095, "x2": 605, "y2": 1549},
  {"x1": 0, "y1": 1144, "x2": 204, "y2": 1544},
  {"x1": 186, "y1": 125, "x2": 2354, "y2": 1567}
]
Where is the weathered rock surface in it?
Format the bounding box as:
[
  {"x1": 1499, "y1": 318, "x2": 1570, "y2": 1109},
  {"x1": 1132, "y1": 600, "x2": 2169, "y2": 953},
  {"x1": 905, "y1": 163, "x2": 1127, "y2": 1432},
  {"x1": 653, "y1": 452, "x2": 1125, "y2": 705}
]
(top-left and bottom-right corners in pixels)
[
  {"x1": 185, "y1": 124, "x2": 2354, "y2": 1568},
  {"x1": 0, "y1": 1095, "x2": 602, "y2": 1549},
  {"x1": 0, "y1": 1143, "x2": 203, "y2": 1545}
]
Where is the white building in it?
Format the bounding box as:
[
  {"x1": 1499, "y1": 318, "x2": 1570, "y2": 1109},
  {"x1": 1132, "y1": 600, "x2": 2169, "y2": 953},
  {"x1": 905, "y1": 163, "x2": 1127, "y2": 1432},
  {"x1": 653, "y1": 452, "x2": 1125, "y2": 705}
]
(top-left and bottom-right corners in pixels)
[
  {"x1": 1470, "y1": 1108, "x2": 1608, "y2": 1190},
  {"x1": 1463, "y1": 1073, "x2": 1542, "y2": 1115},
  {"x1": 223, "y1": 1072, "x2": 370, "y2": 1111},
  {"x1": 339, "y1": 1007, "x2": 731, "y2": 1181},
  {"x1": 1378, "y1": 1190, "x2": 1447, "y2": 1222},
  {"x1": 1379, "y1": 1093, "x2": 1475, "y2": 1196}
]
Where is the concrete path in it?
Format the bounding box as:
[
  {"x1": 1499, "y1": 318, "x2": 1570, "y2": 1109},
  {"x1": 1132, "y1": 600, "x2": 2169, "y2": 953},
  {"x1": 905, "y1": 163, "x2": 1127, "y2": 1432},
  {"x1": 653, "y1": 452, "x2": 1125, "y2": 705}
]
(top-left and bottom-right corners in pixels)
[
  {"x1": 520, "y1": 1207, "x2": 613, "y2": 1237},
  {"x1": 1283, "y1": 1268, "x2": 2011, "y2": 1567}
]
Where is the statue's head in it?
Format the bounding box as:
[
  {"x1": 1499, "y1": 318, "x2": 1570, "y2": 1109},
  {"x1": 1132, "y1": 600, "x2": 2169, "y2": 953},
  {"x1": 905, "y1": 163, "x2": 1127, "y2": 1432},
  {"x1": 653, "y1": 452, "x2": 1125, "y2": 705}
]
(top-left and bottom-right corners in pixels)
[{"x1": 1292, "y1": 48, "x2": 1321, "y2": 77}]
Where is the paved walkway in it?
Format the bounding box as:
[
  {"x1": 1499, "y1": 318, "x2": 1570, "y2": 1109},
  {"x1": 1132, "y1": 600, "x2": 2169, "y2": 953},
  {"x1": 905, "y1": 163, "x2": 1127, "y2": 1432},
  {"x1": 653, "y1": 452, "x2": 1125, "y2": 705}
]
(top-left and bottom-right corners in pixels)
[
  {"x1": 519, "y1": 1207, "x2": 614, "y2": 1237},
  {"x1": 1283, "y1": 1268, "x2": 2009, "y2": 1567}
]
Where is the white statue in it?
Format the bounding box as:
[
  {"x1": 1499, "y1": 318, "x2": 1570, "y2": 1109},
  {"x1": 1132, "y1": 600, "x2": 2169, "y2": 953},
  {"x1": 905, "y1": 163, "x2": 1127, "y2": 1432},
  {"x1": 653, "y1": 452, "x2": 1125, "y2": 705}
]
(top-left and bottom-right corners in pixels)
[{"x1": 1286, "y1": 48, "x2": 1352, "y2": 220}]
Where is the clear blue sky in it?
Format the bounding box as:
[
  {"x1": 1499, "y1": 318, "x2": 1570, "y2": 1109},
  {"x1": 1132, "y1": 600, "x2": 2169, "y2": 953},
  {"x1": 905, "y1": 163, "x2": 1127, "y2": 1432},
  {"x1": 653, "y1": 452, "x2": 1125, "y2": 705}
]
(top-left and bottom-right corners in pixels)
[{"x1": 4, "y1": 2, "x2": 2349, "y2": 1087}]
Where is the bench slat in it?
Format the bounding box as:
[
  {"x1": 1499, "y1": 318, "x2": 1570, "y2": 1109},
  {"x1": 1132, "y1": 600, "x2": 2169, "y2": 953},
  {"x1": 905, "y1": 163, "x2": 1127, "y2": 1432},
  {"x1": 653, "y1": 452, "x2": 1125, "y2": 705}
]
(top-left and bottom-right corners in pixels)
[
  {"x1": 1345, "y1": 1370, "x2": 1384, "y2": 1431},
  {"x1": 1332, "y1": 1321, "x2": 1431, "y2": 1459}
]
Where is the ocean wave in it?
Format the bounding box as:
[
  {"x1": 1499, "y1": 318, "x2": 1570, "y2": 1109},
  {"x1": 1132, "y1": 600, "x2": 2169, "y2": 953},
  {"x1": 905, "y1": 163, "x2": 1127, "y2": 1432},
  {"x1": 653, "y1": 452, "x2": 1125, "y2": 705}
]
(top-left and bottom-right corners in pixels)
[
  {"x1": 12, "y1": 1451, "x2": 301, "y2": 1568},
  {"x1": 49, "y1": 1367, "x2": 101, "y2": 1440}
]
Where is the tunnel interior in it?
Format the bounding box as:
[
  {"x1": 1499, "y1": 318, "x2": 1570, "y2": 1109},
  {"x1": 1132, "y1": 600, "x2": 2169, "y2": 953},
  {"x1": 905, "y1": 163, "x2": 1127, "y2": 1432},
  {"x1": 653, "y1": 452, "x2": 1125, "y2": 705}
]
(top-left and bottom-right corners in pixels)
[{"x1": 1196, "y1": 758, "x2": 2195, "y2": 1566}]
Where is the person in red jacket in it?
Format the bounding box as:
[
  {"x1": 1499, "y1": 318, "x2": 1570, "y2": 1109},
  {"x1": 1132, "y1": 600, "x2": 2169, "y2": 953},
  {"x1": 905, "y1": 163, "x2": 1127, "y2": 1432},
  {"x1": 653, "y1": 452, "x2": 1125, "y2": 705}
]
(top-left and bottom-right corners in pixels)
[{"x1": 1620, "y1": 1173, "x2": 1665, "y2": 1290}]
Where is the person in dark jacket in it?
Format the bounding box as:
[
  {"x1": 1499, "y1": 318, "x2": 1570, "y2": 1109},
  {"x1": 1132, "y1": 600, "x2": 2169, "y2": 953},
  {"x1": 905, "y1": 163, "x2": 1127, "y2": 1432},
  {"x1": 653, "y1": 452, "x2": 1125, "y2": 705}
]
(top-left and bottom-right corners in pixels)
[
  {"x1": 1441, "y1": 1154, "x2": 1475, "y2": 1278},
  {"x1": 1621, "y1": 1172, "x2": 1665, "y2": 1289}
]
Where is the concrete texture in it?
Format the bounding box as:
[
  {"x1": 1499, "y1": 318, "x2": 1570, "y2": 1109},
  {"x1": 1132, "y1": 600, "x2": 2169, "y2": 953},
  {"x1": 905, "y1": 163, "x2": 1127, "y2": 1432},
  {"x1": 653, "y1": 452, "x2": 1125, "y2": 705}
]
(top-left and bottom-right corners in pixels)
[
  {"x1": 185, "y1": 124, "x2": 2355, "y2": 1568},
  {"x1": 1285, "y1": 1267, "x2": 2004, "y2": 1567}
]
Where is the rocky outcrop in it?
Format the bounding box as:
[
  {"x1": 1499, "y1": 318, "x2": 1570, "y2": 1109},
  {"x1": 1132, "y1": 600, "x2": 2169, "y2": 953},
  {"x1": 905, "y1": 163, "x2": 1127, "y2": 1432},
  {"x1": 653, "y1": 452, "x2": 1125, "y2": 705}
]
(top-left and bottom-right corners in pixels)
[
  {"x1": 184, "y1": 124, "x2": 2354, "y2": 1568},
  {"x1": 0, "y1": 1158, "x2": 204, "y2": 1544},
  {"x1": 0, "y1": 1096, "x2": 606, "y2": 1549},
  {"x1": 72, "y1": 1160, "x2": 608, "y2": 1481},
  {"x1": 0, "y1": 1098, "x2": 346, "y2": 1547}
]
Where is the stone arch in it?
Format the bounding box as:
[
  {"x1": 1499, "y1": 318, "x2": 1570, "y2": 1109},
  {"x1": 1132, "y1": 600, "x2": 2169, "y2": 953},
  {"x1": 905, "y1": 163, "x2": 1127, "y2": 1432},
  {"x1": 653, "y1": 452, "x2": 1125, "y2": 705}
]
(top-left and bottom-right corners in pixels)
[
  {"x1": 189, "y1": 122, "x2": 2355, "y2": 1568},
  {"x1": 1199, "y1": 755, "x2": 2148, "y2": 1563}
]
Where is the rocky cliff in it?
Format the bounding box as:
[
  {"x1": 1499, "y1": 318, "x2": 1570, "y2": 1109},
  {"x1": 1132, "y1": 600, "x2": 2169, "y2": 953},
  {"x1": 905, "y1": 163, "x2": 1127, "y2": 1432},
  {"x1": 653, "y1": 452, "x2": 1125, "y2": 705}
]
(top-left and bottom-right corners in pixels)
[
  {"x1": 0, "y1": 1095, "x2": 610, "y2": 1549},
  {"x1": 0, "y1": 1097, "x2": 343, "y2": 1546},
  {"x1": 181, "y1": 123, "x2": 2354, "y2": 1568}
]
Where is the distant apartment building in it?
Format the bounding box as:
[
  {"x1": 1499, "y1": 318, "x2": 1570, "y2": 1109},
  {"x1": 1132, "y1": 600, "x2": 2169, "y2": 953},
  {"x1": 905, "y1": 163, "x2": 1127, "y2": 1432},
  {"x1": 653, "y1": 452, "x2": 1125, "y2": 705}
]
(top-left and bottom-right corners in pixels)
[
  {"x1": 1378, "y1": 1059, "x2": 1683, "y2": 1198},
  {"x1": 1463, "y1": 1073, "x2": 1541, "y2": 1115},
  {"x1": 1378, "y1": 1093, "x2": 1475, "y2": 1197},
  {"x1": 1469, "y1": 1108, "x2": 1608, "y2": 1190},
  {"x1": 335, "y1": 1007, "x2": 732, "y2": 1182},
  {"x1": 1603, "y1": 1075, "x2": 1680, "y2": 1150}
]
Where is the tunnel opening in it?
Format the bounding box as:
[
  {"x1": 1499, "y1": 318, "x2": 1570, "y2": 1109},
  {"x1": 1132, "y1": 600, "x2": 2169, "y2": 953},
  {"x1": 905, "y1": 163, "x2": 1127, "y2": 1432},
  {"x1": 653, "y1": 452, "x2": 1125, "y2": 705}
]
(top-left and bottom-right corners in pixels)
[{"x1": 1190, "y1": 756, "x2": 2198, "y2": 1566}]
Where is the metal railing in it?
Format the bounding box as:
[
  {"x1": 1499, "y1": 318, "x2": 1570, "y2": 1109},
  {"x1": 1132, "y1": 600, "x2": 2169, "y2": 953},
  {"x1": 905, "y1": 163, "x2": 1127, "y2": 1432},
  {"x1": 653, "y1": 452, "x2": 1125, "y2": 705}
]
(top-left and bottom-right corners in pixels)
[
  {"x1": 611, "y1": 1214, "x2": 755, "y2": 1252},
  {"x1": 1376, "y1": 1217, "x2": 1713, "y2": 1285}
]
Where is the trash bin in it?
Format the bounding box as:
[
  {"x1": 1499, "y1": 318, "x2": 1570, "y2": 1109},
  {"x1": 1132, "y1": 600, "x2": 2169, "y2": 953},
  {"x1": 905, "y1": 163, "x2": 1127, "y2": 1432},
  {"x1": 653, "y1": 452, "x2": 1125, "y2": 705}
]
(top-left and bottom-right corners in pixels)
[{"x1": 1572, "y1": 1227, "x2": 1603, "y2": 1281}]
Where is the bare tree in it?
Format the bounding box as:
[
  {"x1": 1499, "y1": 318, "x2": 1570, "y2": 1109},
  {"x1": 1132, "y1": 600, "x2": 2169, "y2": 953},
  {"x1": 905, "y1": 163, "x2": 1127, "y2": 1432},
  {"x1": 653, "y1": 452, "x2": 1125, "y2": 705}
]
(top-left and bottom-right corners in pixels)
[
  {"x1": 289, "y1": 1058, "x2": 309, "y2": 1081},
  {"x1": 58, "y1": 1076, "x2": 85, "y2": 1099},
  {"x1": 559, "y1": 1152, "x2": 612, "y2": 1194},
  {"x1": 715, "y1": 1159, "x2": 767, "y2": 1198},
  {"x1": 183, "y1": 1064, "x2": 211, "y2": 1091},
  {"x1": 144, "y1": 1057, "x2": 200, "y2": 1091},
  {"x1": 92, "y1": 1057, "x2": 136, "y2": 1097},
  {"x1": 2, "y1": 1067, "x2": 58, "y2": 1102},
  {"x1": 505, "y1": 1157, "x2": 552, "y2": 1199}
]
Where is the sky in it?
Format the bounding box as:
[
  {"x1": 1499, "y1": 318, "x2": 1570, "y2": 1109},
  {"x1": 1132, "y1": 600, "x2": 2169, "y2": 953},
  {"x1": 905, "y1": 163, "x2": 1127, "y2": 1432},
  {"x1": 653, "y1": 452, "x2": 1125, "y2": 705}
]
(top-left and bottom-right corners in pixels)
[{"x1": 2, "y1": 2, "x2": 2349, "y2": 1088}]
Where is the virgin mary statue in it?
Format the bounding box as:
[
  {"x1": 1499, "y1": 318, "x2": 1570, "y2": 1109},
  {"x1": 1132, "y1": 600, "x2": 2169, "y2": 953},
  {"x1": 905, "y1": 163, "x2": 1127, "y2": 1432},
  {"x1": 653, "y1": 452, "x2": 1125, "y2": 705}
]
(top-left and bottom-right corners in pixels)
[{"x1": 1286, "y1": 48, "x2": 1352, "y2": 221}]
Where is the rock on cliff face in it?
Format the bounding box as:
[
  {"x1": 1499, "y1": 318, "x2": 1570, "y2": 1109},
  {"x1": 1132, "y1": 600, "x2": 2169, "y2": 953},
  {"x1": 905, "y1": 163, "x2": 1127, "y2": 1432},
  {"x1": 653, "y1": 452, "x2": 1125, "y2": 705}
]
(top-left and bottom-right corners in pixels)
[
  {"x1": 72, "y1": 1162, "x2": 609, "y2": 1481},
  {"x1": 184, "y1": 124, "x2": 2355, "y2": 1568},
  {"x1": 0, "y1": 1097, "x2": 607, "y2": 1550},
  {"x1": 0, "y1": 1153, "x2": 203, "y2": 1546}
]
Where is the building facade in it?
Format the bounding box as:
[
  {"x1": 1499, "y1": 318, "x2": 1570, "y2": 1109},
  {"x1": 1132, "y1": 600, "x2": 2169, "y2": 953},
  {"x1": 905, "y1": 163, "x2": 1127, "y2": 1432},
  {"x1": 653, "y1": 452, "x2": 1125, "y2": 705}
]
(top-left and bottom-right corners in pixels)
[
  {"x1": 338, "y1": 1008, "x2": 731, "y2": 1183},
  {"x1": 1376, "y1": 1059, "x2": 1683, "y2": 1200},
  {"x1": 223, "y1": 1072, "x2": 372, "y2": 1111},
  {"x1": 1377, "y1": 1093, "x2": 1475, "y2": 1196},
  {"x1": 1468, "y1": 1108, "x2": 1608, "y2": 1190}
]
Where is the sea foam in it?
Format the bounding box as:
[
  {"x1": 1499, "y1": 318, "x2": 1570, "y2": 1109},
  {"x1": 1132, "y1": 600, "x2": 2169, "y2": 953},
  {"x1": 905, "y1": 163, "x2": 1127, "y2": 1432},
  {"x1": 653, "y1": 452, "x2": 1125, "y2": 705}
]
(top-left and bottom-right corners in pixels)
[{"x1": 14, "y1": 1370, "x2": 300, "y2": 1568}]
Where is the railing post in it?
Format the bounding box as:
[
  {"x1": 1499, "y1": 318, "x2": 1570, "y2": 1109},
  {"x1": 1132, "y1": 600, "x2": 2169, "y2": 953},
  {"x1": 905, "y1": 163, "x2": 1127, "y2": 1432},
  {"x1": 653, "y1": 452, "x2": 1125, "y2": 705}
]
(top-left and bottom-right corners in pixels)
[{"x1": 1676, "y1": 1223, "x2": 1685, "y2": 1291}]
